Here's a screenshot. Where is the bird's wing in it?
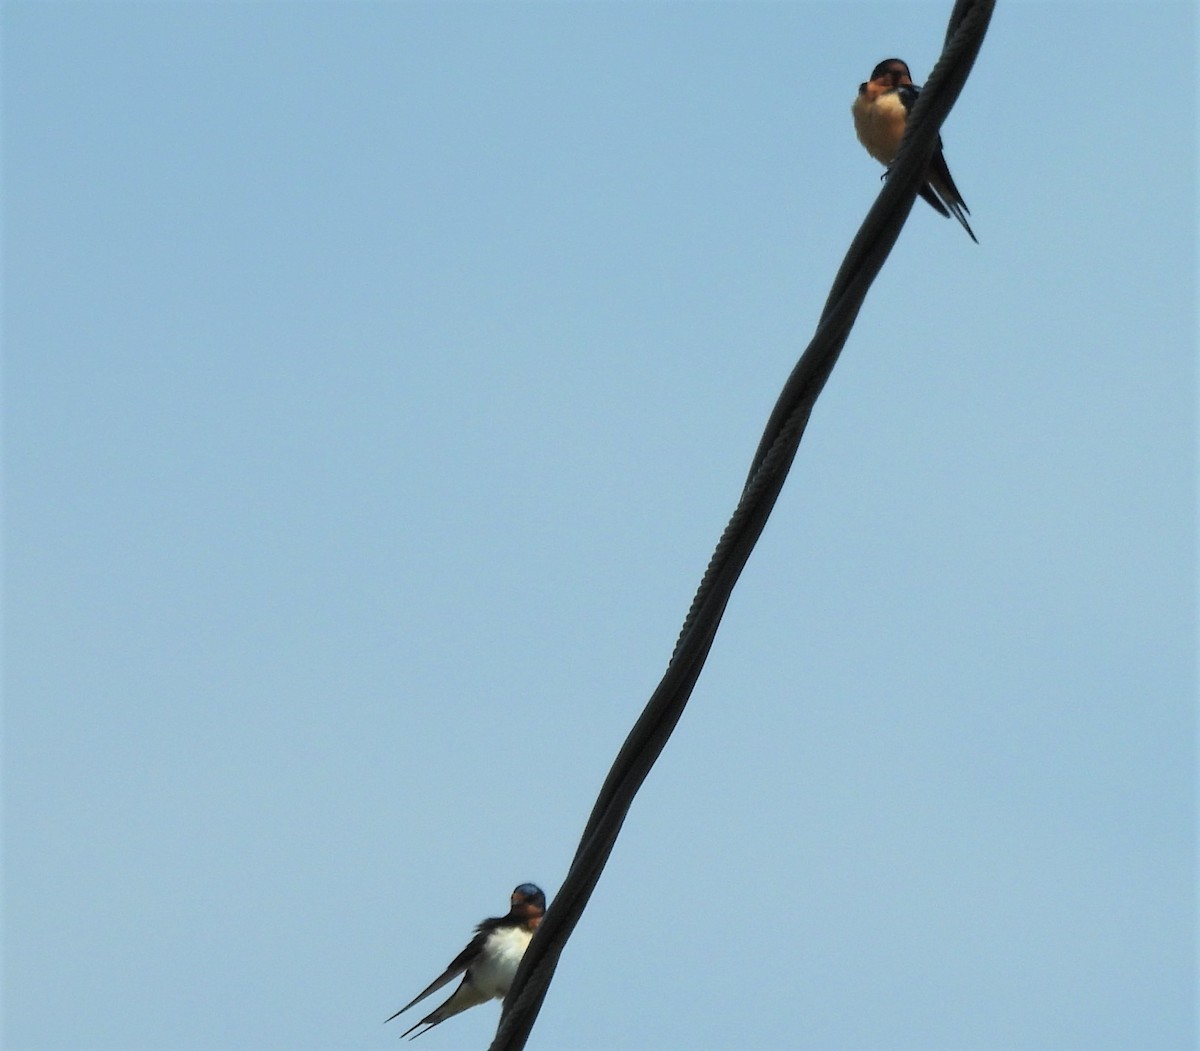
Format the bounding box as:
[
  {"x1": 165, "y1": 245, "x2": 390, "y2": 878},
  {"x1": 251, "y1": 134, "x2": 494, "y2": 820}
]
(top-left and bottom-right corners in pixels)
[
  {"x1": 400, "y1": 979, "x2": 491, "y2": 1040},
  {"x1": 894, "y1": 81, "x2": 976, "y2": 238},
  {"x1": 385, "y1": 928, "x2": 488, "y2": 1024}
]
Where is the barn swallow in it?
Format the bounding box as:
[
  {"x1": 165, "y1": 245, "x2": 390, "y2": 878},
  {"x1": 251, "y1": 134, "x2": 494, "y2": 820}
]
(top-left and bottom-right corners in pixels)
[
  {"x1": 385, "y1": 883, "x2": 546, "y2": 1040},
  {"x1": 852, "y1": 58, "x2": 977, "y2": 242}
]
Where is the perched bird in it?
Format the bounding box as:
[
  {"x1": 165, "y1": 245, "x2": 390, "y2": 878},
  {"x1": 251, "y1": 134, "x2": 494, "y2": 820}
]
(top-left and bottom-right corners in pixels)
[
  {"x1": 852, "y1": 57, "x2": 977, "y2": 242},
  {"x1": 386, "y1": 883, "x2": 546, "y2": 1040}
]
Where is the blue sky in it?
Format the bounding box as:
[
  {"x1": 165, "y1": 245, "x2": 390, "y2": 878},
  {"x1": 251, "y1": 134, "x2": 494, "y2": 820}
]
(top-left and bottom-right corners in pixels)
[{"x1": 4, "y1": 2, "x2": 1195, "y2": 1050}]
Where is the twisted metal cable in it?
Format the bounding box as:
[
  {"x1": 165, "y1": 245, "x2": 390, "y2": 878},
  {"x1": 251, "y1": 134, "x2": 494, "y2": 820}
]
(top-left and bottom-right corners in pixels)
[{"x1": 490, "y1": 3, "x2": 995, "y2": 1047}]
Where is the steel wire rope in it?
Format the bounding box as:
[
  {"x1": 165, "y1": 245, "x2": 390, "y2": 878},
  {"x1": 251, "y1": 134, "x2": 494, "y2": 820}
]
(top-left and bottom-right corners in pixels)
[{"x1": 489, "y1": 3, "x2": 995, "y2": 1047}]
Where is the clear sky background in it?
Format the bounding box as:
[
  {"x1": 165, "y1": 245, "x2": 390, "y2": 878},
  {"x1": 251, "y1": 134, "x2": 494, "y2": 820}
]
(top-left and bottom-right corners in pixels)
[{"x1": 4, "y1": 2, "x2": 1196, "y2": 1050}]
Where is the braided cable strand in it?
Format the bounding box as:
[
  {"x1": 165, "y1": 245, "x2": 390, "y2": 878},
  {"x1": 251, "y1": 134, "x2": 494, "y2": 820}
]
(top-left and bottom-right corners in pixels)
[{"x1": 490, "y1": 4, "x2": 995, "y2": 1048}]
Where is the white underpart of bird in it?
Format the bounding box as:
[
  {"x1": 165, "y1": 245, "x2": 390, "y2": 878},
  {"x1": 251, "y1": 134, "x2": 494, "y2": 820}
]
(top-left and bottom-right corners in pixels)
[{"x1": 469, "y1": 925, "x2": 533, "y2": 1000}]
